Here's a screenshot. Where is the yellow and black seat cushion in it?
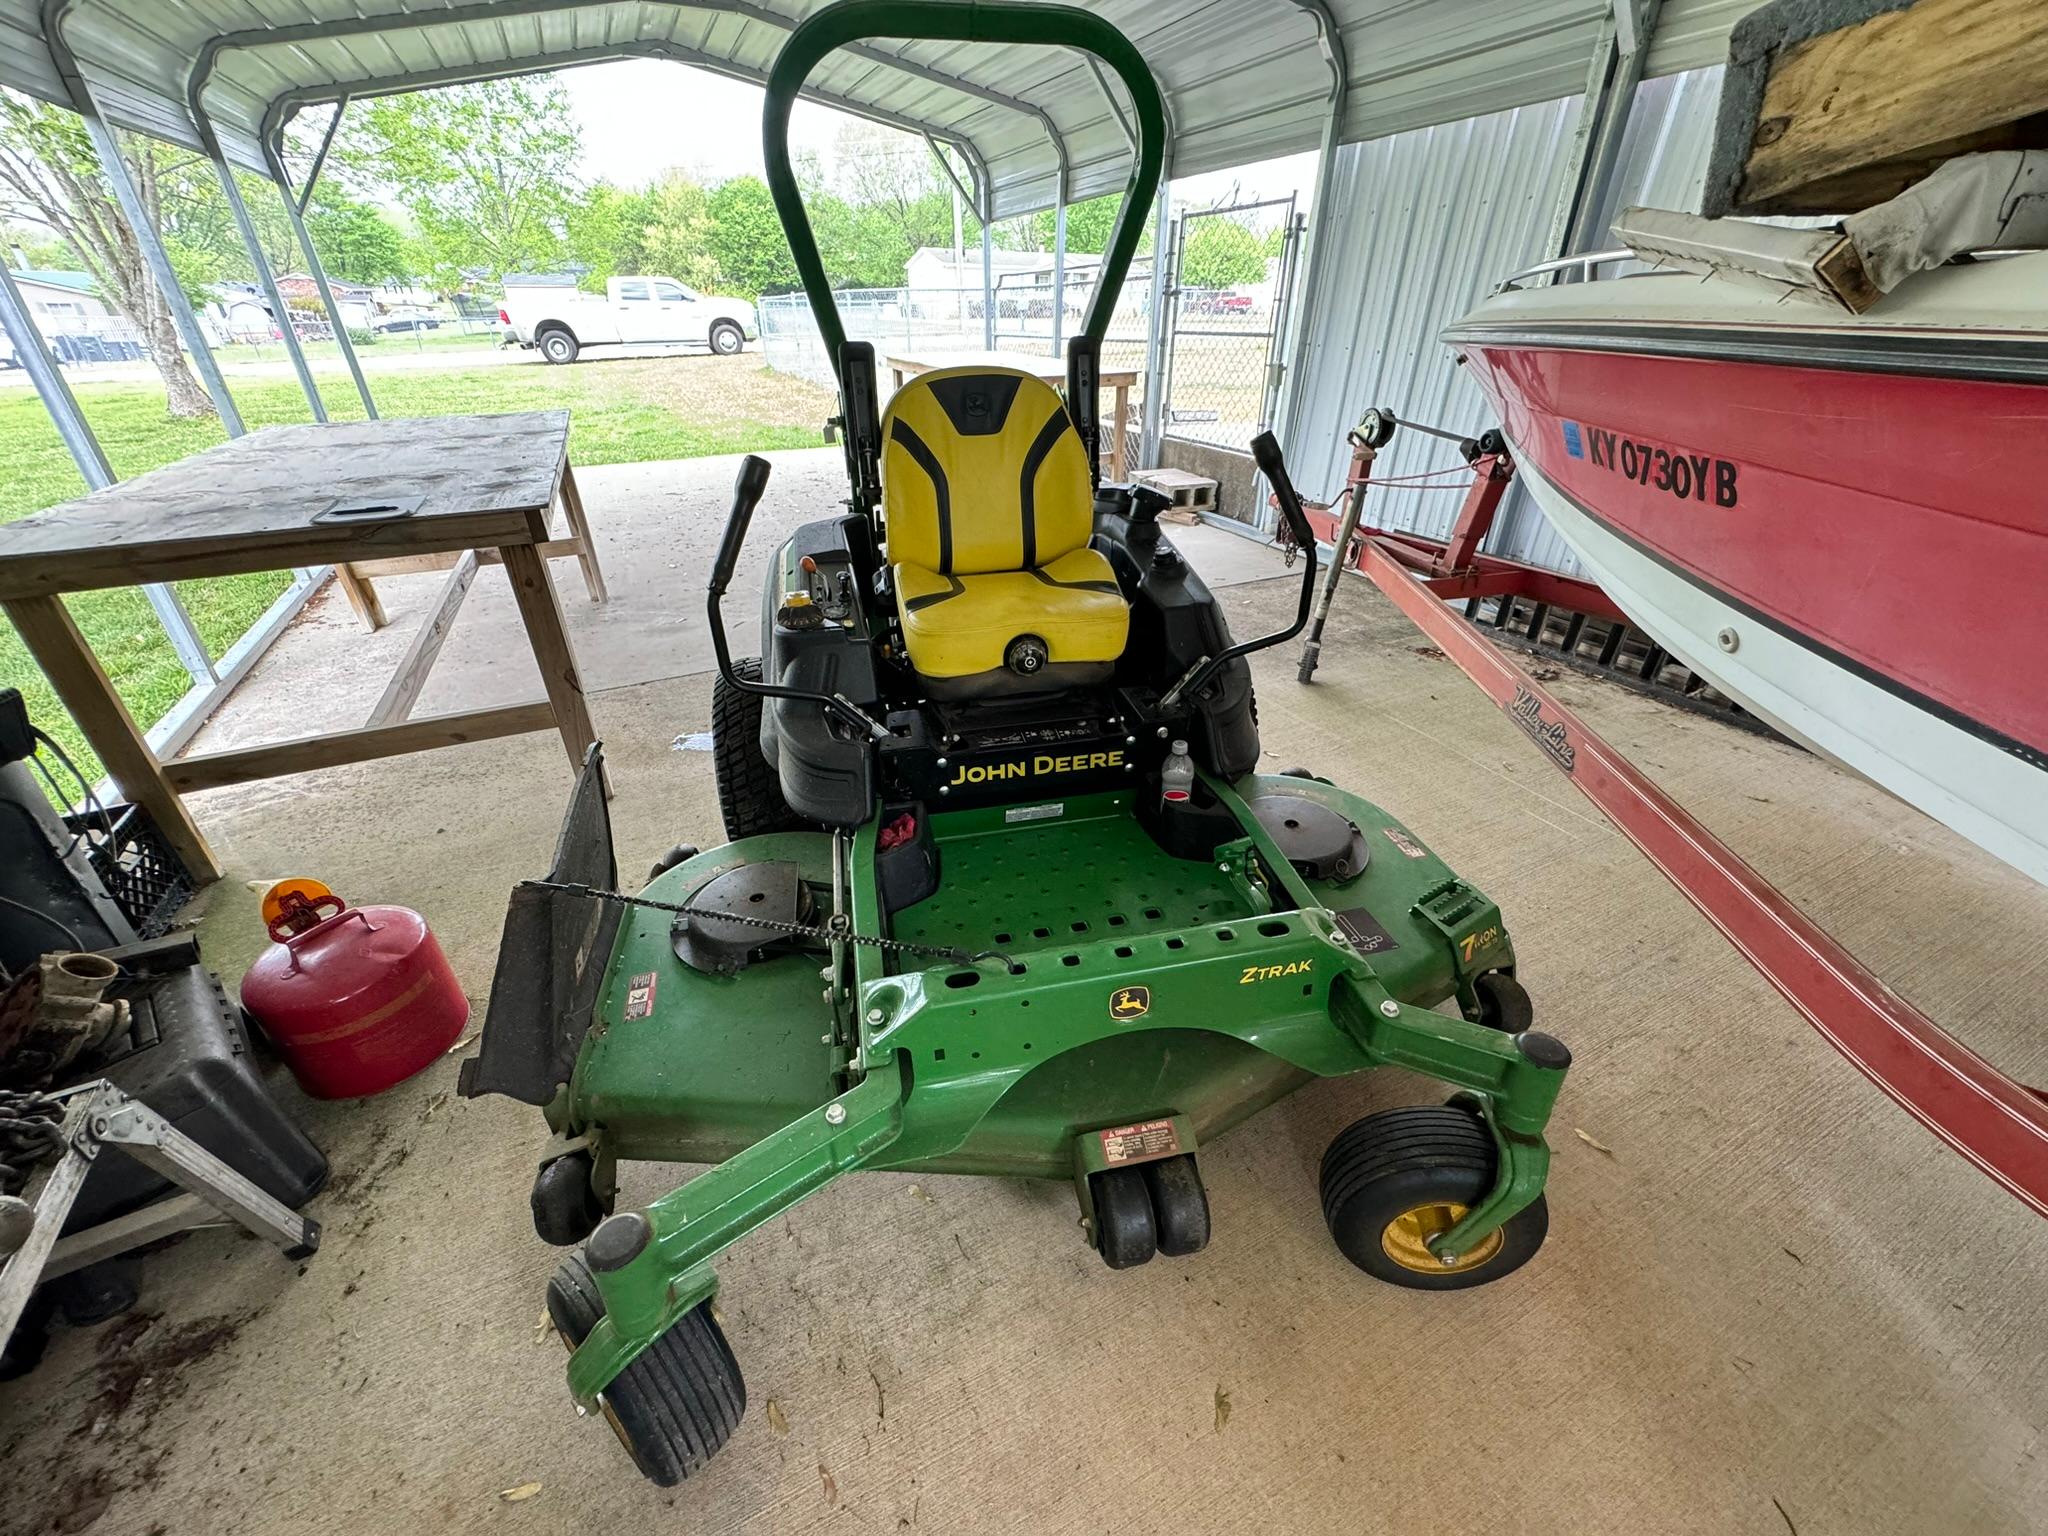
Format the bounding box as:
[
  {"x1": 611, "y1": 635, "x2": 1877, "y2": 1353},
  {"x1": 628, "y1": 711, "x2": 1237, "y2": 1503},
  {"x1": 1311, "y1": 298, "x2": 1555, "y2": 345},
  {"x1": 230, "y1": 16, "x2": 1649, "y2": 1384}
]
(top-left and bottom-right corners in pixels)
[{"x1": 882, "y1": 366, "x2": 1128, "y2": 696}]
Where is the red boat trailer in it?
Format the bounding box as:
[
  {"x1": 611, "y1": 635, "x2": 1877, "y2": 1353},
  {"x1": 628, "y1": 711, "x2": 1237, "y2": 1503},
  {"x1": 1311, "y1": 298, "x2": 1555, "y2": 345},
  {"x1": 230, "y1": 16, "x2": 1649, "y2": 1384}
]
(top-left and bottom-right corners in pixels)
[
  {"x1": 1287, "y1": 434, "x2": 2048, "y2": 1217},
  {"x1": 1291, "y1": 428, "x2": 1627, "y2": 688}
]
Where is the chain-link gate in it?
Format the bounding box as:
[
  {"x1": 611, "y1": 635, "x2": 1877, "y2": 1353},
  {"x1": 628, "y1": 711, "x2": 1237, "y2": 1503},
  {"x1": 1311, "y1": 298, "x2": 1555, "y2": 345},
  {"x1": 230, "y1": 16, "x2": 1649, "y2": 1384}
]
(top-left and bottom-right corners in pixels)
[{"x1": 1160, "y1": 197, "x2": 1303, "y2": 451}]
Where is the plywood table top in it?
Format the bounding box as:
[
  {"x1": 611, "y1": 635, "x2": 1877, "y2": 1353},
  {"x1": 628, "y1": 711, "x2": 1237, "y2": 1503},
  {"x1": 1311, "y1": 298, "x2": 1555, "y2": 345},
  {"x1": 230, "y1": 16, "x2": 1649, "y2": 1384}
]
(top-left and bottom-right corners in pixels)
[{"x1": 0, "y1": 411, "x2": 569, "y2": 599}]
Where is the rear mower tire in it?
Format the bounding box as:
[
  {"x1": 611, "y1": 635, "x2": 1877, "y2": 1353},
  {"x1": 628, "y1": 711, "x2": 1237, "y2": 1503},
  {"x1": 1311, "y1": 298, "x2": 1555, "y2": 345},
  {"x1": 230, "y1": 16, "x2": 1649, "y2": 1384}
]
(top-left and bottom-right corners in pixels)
[
  {"x1": 531, "y1": 1151, "x2": 610, "y2": 1247},
  {"x1": 1319, "y1": 1104, "x2": 1547, "y2": 1290},
  {"x1": 546, "y1": 1252, "x2": 746, "y2": 1487},
  {"x1": 1142, "y1": 1155, "x2": 1211, "y2": 1257},
  {"x1": 1472, "y1": 972, "x2": 1534, "y2": 1034},
  {"x1": 712, "y1": 657, "x2": 805, "y2": 841},
  {"x1": 1090, "y1": 1165, "x2": 1157, "y2": 1269}
]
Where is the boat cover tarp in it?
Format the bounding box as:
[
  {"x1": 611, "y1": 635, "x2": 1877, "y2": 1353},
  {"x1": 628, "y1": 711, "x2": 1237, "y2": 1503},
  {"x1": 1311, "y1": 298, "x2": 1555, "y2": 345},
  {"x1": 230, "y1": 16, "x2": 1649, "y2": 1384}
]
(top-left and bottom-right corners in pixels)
[{"x1": 1844, "y1": 151, "x2": 2048, "y2": 292}]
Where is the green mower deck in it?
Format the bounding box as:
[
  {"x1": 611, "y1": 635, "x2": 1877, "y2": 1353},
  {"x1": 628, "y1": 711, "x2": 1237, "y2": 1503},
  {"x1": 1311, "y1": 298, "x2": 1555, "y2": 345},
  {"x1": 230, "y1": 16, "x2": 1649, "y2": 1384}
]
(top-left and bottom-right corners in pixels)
[{"x1": 549, "y1": 770, "x2": 1567, "y2": 1408}]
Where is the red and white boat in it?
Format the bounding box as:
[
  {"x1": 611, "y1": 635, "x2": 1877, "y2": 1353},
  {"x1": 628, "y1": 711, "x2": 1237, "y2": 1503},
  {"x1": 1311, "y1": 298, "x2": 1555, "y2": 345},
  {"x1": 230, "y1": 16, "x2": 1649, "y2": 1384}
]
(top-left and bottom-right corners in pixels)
[{"x1": 1444, "y1": 241, "x2": 2048, "y2": 886}]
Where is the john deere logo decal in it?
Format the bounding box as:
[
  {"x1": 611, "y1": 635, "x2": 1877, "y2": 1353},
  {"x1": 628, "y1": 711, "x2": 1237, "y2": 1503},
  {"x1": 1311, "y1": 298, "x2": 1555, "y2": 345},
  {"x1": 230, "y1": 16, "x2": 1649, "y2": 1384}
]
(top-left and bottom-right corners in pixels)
[{"x1": 1109, "y1": 985, "x2": 1151, "y2": 1021}]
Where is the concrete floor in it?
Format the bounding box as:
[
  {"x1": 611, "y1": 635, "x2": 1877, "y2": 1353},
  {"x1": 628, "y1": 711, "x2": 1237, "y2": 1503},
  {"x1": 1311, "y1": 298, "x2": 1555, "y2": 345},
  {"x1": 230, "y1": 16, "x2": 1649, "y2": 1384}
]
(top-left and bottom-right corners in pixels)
[{"x1": 5, "y1": 450, "x2": 2045, "y2": 1535}]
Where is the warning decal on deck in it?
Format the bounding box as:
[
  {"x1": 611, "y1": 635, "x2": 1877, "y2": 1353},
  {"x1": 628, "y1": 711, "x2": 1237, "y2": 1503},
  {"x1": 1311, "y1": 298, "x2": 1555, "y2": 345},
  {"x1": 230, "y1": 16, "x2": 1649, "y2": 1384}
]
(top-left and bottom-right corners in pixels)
[
  {"x1": 1381, "y1": 826, "x2": 1428, "y2": 859},
  {"x1": 1100, "y1": 1119, "x2": 1180, "y2": 1165},
  {"x1": 1335, "y1": 908, "x2": 1400, "y2": 956},
  {"x1": 623, "y1": 971, "x2": 658, "y2": 1020},
  {"x1": 1004, "y1": 802, "x2": 1065, "y2": 823}
]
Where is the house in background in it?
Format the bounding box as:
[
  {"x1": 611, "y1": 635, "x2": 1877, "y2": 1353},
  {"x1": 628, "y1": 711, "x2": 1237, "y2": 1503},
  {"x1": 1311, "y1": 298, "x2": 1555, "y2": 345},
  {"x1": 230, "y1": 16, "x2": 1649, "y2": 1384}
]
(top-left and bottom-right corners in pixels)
[
  {"x1": 202, "y1": 281, "x2": 277, "y2": 345},
  {"x1": 903, "y1": 247, "x2": 1061, "y2": 320},
  {"x1": 1, "y1": 268, "x2": 146, "y2": 362},
  {"x1": 276, "y1": 273, "x2": 373, "y2": 330}
]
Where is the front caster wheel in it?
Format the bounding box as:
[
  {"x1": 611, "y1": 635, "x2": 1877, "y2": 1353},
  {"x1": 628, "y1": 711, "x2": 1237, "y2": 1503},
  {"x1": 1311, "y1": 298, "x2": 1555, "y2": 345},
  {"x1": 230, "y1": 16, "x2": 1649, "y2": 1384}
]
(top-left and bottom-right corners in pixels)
[
  {"x1": 1143, "y1": 1155, "x2": 1211, "y2": 1257},
  {"x1": 1472, "y1": 972, "x2": 1534, "y2": 1033},
  {"x1": 648, "y1": 843, "x2": 699, "y2": 882},
  {"x1": 1090, "y1": 1165, "x2": 1157, "y2": 1269},
  {"x1": 531, "y1": 1151, "x2": 611, "y2": 1247},
  {"x1": 1319, "y1": 1105, "x2": 1548, "y2": 1290},
  {"x1": 546, "y1": 1252, "x2": 746, "y2": 1487}
]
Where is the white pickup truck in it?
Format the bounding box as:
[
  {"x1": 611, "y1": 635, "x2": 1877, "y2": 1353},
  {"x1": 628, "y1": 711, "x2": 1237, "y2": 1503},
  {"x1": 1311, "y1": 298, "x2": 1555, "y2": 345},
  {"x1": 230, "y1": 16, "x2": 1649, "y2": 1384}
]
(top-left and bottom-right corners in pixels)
[{"x1": 500, "y1": 276, "x2": 757, "y2": 364}]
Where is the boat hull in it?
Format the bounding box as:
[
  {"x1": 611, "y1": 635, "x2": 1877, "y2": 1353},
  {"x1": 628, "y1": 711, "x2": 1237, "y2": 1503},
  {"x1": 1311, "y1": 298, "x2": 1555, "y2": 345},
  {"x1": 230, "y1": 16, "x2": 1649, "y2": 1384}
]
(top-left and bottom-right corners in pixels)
[{"x1": 1447, "y1": 317, "x2": 2048, "y2": 886}]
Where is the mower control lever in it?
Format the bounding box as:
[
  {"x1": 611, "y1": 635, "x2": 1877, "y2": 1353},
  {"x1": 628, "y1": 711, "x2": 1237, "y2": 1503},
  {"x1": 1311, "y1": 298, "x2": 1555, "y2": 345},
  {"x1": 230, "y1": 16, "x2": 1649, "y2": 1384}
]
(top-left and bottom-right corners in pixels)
[
  {"x1": 710, "y1": 454, "x2": 773, "y2": 597},
  {"x1": 1159, "y1": 433, "x2": 1319, "y2": 712},
  {"x1": 705, "y1": 456, "x2": 889, "y2": 743}
]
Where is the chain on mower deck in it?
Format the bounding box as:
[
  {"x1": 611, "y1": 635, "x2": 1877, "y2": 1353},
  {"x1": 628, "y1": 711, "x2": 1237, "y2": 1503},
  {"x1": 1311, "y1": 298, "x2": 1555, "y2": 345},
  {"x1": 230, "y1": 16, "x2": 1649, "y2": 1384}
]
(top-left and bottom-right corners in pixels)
[{"x1": 520, "y1": 879, "x2": 1015, "y2": 968}]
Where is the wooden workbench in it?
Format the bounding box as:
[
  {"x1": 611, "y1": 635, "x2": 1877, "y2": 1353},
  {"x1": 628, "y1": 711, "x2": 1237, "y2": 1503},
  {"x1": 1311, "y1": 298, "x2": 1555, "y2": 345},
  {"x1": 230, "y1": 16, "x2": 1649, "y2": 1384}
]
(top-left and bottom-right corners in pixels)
[
  {"x1": 884, "y1": 349, "x2": 1137, "y2": 480},
  {"x1": 0, "y1": 411, "x2": 606, "y2": 885}
]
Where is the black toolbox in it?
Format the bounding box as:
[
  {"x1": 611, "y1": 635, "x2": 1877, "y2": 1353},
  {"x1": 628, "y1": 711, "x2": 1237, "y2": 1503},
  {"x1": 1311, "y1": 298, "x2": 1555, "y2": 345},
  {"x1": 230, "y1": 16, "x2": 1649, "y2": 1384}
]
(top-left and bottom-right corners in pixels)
[{"x1": 61, "y1": 935, "x2": 328, "y2": 1232}]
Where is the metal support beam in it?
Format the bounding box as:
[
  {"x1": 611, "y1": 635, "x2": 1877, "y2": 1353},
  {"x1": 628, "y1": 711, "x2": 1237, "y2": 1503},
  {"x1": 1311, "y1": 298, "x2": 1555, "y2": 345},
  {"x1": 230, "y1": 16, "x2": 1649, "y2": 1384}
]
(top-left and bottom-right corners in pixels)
[
  {"x1": 1139, "y1": 173, "x2": 1173, "y2": 468},
  {"x1": 296, "y1": 95, "x2": 346, "y2": 215},
  {"x1": 1569, "y1": 0, "x2": 1663, "y2": 258},
  {"x1": 0, "y1": 263, "x2": 110, "y2": 488},
  {"x1": 186, "y1": 29, "x2": 323, "y2": 423},
  {"x1": 1271, "y1": 0, "x2": 1350, "y2": 465},
  {"x1": 1086, "y1": 56, "x2": 1139, "y2": 150},
  {"x1": 44, "y1": 0, "x2": 243, "y2": 434},
  {"x1": 0, "y1": 256, "x2": 216, "y2": 685},
  {"x1": 1546, "y1": 16, "x2": 1620, "y2": 262},
  {"x1": 1051, "y1": 170, "x2": 1068, "y2": 358},
  {"x1": 261, "y1": 137, "x2": 376, "y2": 417},
  {"x1": 211, "y1": 157, "x2": 325, "y2": 422},
  {"x1": 980, "y1": 181, "x2": 997, "y2": 350},
  {"x1": 1544, "y1": 1, "x2": 1660, "y2": 267}
]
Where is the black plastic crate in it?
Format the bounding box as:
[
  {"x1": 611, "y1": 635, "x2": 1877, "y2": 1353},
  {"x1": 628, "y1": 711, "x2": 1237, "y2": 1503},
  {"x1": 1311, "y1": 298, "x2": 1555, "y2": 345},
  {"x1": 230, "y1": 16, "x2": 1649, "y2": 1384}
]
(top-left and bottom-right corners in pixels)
[{"x1": 60, "y1": 801, "x2": 194, "y2": 939}]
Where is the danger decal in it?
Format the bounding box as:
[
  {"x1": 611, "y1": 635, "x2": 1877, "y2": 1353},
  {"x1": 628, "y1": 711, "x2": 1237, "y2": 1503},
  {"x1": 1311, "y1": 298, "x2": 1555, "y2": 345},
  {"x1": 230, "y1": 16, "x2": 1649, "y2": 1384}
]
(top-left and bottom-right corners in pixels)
[
  {"x1": 623, "y1": 971, "x2": 658, "y2": 1020},
  {"x1": 1565, "y1": 420, "x2": 1738, "y2": 507},
  {"x1": 1100, "y1": 1118, "x2": 1180, "y2": 1165}
]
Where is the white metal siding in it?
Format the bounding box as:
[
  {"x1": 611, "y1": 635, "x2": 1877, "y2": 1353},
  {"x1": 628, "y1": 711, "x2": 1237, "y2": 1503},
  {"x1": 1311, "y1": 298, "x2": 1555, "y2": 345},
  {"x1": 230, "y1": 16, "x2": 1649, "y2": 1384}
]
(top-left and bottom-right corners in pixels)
[{"x1": 1285, "y1": 65, "x2": 1725, "y2": 574}]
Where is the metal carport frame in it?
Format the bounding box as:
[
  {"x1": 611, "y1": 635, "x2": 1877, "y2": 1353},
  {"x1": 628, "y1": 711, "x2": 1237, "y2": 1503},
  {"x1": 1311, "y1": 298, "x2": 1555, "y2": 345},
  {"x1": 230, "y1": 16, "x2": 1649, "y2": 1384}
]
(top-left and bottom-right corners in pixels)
[{"x1": 0, "y1": 0, "x2": 1753, "y2": 780}]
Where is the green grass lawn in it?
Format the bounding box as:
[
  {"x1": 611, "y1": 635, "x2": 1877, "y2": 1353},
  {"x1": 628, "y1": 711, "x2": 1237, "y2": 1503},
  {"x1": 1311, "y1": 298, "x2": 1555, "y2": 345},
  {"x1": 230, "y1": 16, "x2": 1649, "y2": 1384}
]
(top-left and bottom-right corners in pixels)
[
  {"x1": 224, "y1": 324, "x2": 502, "y2": 367},
  {"x1": 2, "y1": 354, "x2": 833, "y2": 792}
]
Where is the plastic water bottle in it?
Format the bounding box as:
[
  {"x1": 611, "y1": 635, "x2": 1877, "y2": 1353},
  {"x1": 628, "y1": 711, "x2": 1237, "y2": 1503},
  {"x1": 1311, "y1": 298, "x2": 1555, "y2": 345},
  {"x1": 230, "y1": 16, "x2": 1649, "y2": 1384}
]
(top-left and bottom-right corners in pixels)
[{"x1": 1161, "y1": 739, "x2": 1195, "y2": 805}]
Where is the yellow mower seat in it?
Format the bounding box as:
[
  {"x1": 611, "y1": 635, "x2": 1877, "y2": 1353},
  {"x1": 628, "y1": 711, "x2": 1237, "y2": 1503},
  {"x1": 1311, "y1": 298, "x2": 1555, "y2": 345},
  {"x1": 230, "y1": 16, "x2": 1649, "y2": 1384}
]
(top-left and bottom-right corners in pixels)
[{"x1": 882, "y1": 365, "x2": 1127, "y2": 695}]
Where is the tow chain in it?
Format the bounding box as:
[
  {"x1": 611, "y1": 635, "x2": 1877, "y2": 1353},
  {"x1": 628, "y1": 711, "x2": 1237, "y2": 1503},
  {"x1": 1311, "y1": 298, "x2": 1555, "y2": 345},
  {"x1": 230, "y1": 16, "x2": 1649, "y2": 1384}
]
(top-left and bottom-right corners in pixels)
[
  {"x1": 0, "y1": 1088, "x2": 65, "y2": 1198},
  {"x1": 521, "y1": 880, "x2": 1014, "y2": 969}
]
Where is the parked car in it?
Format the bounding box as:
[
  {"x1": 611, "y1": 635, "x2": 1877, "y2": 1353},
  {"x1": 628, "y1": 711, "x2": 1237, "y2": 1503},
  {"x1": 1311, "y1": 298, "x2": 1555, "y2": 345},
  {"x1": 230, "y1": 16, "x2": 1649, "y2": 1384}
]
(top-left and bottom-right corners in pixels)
[
  {"x1": 373, "y1": 311, "x2": 442, "y2": 334},
  {"x1": 500, "y1": 276, "x2": 756, "y2": 364}
]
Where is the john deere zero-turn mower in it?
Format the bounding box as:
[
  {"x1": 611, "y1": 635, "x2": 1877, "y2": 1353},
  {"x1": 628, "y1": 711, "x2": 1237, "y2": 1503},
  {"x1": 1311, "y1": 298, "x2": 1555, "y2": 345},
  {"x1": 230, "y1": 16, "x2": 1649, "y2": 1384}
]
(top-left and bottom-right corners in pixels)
[{"x1": 461, "y1": 0, "x2": 1571, "y2": 1487}]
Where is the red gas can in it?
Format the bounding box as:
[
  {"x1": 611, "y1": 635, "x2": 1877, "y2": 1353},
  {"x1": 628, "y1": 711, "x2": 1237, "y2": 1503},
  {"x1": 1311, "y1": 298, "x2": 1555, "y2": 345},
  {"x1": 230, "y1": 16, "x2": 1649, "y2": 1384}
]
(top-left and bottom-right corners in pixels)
[{"x1": 240, "y1": 880, "x2": 469, "y2": 1099}]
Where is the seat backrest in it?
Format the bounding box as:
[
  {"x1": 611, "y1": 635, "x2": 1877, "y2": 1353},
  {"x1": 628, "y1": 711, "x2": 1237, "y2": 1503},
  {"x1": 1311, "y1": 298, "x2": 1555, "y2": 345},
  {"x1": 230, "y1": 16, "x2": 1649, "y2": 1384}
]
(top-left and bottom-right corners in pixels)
[{"x1": 881, "y1": 366, "x2": 1093, "y2": 575}]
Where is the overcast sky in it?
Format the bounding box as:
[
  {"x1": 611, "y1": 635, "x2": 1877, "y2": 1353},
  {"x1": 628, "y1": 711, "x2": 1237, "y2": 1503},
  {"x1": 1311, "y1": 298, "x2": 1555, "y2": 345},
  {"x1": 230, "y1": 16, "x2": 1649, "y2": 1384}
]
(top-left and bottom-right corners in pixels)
[{"x1": 557, "y1": 58, "x2": 1314, "y2": 213}]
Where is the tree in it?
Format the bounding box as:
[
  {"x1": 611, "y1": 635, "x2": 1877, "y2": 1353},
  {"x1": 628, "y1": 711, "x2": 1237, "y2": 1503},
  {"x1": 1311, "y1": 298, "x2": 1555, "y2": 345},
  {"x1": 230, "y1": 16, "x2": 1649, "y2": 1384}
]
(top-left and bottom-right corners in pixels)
[
  {"x1": 1179, "y1": 218, "x2": 1265, "y2": 290},
  {"x1": 1025, "y1": 192, "x2": 1125, "y2": 256},
  {"x1": 0, "y1": 96, "x2": 216, "y2": 416},
  {"x1": 637, "y1": 173, "x2": 721, "y2": 291},
  {"x1": 305, "y1": 191, "x2": 410, "y2": 285},
  {"x1": 564, "y1": 180, "x2": 646, "y2": 288},
  {"x1": 345, "y1": 77, "x2": 579, "y2": 283},
  {"x1": 781, "y1": 124, "x2": 982, "y2": 290},
  {"x1": 705, "y1": 175, "x2": 798, "y2": 299}
]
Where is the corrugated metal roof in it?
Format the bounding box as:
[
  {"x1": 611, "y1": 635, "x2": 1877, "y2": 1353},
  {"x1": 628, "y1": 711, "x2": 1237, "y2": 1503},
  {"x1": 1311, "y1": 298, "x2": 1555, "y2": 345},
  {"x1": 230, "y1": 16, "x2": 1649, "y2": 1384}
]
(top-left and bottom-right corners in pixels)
[
  {"x1": 0, "y1": 1, "x2": 1762, "y2": 215},
  {"x1": 1282, "y1": 63, "x2": 1726, "y2": 574}
]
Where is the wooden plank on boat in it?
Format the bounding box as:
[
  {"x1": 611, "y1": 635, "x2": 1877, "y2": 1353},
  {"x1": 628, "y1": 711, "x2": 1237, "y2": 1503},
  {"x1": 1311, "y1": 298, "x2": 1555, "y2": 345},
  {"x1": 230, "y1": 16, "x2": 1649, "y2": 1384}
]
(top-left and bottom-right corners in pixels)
[{"x1": 1703, "y1": 0, "x2": 2048, "y2": 216}]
